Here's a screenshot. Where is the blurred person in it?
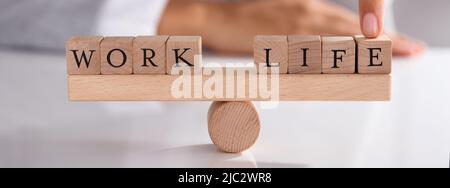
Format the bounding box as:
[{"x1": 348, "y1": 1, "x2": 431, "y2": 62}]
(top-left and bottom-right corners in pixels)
[
  {"x1": 158, "y1": 0, "x2": 424, "y2": 56},
  {"x1": 0, "y1": 0, "x2": 424, "y2": 56}
]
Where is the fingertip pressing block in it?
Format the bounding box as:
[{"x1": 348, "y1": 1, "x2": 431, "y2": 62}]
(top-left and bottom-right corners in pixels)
[
  {"x1": 166, "y1": 36, "x2": 202, "y2": 75},
  {"x1": 66, "y1": 36, "x2": 103, "y2": 75},
  {"x1": 133, "y1": 36, "x2": 169, "y2": 74},
  {"x1": 288, "y1": 35, "x2": 322, "y2": 74},
  {"x1": 322, "y1": 36, "x2": 356, "y2": 74},
  {"x1": 355, "y1": 35, "x2": 392, "y2": 74},
  {"x1": 101, "y1": 37, "x2": 134, "y2": 75},
  {"x1": 254, "y1": 35, "x2": 288, "y2": 74}
]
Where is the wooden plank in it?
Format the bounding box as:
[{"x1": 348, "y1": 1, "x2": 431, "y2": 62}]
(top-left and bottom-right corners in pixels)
[{"x1": 68, "y1": 74, "x2": 390, "y2": 101}]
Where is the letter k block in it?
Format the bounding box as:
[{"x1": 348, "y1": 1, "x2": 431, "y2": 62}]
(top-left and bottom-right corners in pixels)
[{"x1": 166, "y1": 36, "x2": 202, "y2": 75}]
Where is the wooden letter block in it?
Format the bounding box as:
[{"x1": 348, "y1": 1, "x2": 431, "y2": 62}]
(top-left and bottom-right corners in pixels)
[
  {"x1": 133, "y1": 36, "x2": 169, "y2": 75},
  {"x1": 288, "y1": 35, "x2": 321, "y2": 74},
  {"x1": 166, "y1": 36, "x2": 202, "y2": 75},
  {"x1": 355, "y1": 35, "x2": 392, "y2": 74},
  {"x1": 66, "y1": 36, "x2": 103, "y2": 75},
  {"x1": 101, "y1": 37, "x2": 134, "y2": 75},
  {"x1": 322, "y1": 36, "x2": 356, "y2": 74},
  {"x1": 254, "y1": 36, "x2": 288, "y2": 74}
]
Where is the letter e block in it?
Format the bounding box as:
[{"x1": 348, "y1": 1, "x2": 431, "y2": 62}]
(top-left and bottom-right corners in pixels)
[
  {"x1": 66, "y1": 36, "x2": 102, "y2": 75},
  {"x1": 133, "y1": 36, "x2": 169, "y2": 74},
  {"x1": 322, "y1": 36, "x2": 356, "y2": 74},
  {"x1": 101, "y1": 37, "x2": 134, "y2": 75},
  {"x1": 355, "y1": 35, "x2": 392, "y2": 74},
  {"x1": 288, "y1": 35, "x2": 321, "y2": 74},
  {"x1": 254, "y1": 35, "x2": 288, "y2": 74},
  {"x1": 166, "y1": 36, "x2": 202, "y2": 75}
]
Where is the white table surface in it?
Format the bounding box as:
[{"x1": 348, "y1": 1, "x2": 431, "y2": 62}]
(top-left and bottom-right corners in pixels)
[{"x1": 0, "y1": 48, "x2": 449, "y2": 168}]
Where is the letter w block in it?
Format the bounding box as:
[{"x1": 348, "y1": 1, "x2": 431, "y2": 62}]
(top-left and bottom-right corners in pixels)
[{"x1": 66, "y1": 36, "x2": 103, "y2": 75}]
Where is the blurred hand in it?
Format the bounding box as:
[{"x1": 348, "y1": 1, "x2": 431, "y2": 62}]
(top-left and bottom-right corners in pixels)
[{"x1": 158, "y1": 0, "x2": 424, "y2": 56}]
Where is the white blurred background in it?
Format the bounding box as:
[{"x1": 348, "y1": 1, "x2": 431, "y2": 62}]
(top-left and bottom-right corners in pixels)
[{"x1": 0, "y1": 0, "x2": 449, "y2": 168}]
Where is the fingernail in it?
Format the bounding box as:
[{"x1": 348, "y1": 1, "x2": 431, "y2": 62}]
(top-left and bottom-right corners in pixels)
[{"x1": 362, "y1": 13, "x2": 378, "y2": 38}]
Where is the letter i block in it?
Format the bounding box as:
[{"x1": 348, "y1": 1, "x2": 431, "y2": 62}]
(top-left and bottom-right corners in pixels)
[
  {"x1": 166, "y1": 36, "x2": 202, "y2": 75},
  {"x1": 133, "y1": 36, "x2": 169, "y2": 74},
  {"x1": 66, "y1": 36, "x2": 103, "y2": 75},
  {"x1": 288, "y1": 35, "x2": 322, "y2": 74},
  {"x1": 101, "y1": 37, "x2": 134, "y2": 75},
  {"x1": 322, "y1": 36, "x2": 356, "y2": 74},
  {"x1": 355, "y1": 35, "x2": 392, "y2": 74},
  {"x1": 254, "y1": 36, "x2": 288, "y2": 74}
]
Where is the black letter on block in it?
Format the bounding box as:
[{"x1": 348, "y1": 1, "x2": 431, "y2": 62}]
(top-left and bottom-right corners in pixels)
[
  {"x1": 301, "y1": 48, "x2": 309, "y2": 67},
  {"x1": 367, "y1": 48, "x2": 383, "y2": 66},
  {"x1": 264, "y1": 48, "x2": 279, "y2": 67},
  {"x1": 142, "y1": 48, "x2": 157, "y2": 67},
  {"x1": 331, "y1": 50, "x2": 347, "y2": 68},
  {"x1": 173, "y1": 48, "x2": 193, "y2": 67},
  {"x1": 71, "y1": 50, "x2": 95, "y2": 68},
  {"x1": 107, "y1": 49, "x2": 127, "y2": 68}
]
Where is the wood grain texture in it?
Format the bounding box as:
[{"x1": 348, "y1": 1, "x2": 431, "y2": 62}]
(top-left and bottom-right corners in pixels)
[
  {"x1": 208, "y1": 101, "x2": 260, "y2": 153},
  {"x1": 254, "y1": 35, "x2": 288, "y2": 74},
  {"x1": 355, "y1": 35, "x2": 392, "y2": 74},
  {"x1": 288, "y1": 35, "x2": 322, "y2": 74},
  {"x1": 100, "y1": 37, "x2": 134, "y2": 75},
  {"x1": 66, "y1": 36, "x2": 103, "y2": 75},
  {"x1": 322, "y1": 36, "x2": 356, "y2": 74},
  {"x1": 68, "y1": 74, "x2": 391, "y2": 101},
  {"x1": 133, "y1": 36, "x2": 169, "y2": 74},
  {"x1": 166, "y1": 36, "x2": 202, "y2": 75}
]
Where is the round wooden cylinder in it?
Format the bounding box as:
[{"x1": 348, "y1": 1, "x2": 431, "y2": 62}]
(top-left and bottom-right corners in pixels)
[{"x1": 208, "y1": 101, "x2": 260, "y2": 153}]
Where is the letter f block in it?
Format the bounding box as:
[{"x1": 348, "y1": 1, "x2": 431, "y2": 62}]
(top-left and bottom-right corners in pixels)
[
  {"x1": 322, "y1": 36, "x2": 356, "y2": 74},
  {"x1": 66, "y1": 36, "x2": 103, "y2": 75}
]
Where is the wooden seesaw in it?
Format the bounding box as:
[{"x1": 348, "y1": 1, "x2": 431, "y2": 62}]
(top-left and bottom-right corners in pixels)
[{"x1": 66, "y1": 35, "x2": 392, "y2": 153}]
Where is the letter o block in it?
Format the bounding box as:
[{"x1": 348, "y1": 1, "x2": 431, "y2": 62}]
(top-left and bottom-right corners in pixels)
[
  {"x1": 101, "y1": 37, "x2": 134, "y2": 75},
  {"x1": 322, "y1": 36, "x2": 356, "y2": 74},
  {"x1": 355, "y1": 35, "x2": 392, "y2": 74}
]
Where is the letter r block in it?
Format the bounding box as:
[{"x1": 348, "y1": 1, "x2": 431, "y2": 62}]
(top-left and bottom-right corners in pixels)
[
  {"x1": 355, "y1": 35, "x2": 392, "y2": 74},
  {"x1": 166, "y1": 36, "x2": 202, "y2": 75},
  {"x1": 101, "y1": 37, "x2": 134, "y2": 75},
  {"x1": 322, "y1": 36, "x2": 356, "y2": 74},
  {"x1": 133, "y1": 36, "x2": 169, "y2": 74},
  {"x1": 66, "y1": 36, "x2": 103, "y2": 75},
  {"x1": 254, "y1": 35, "x2": 288, "y2": 74}
]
